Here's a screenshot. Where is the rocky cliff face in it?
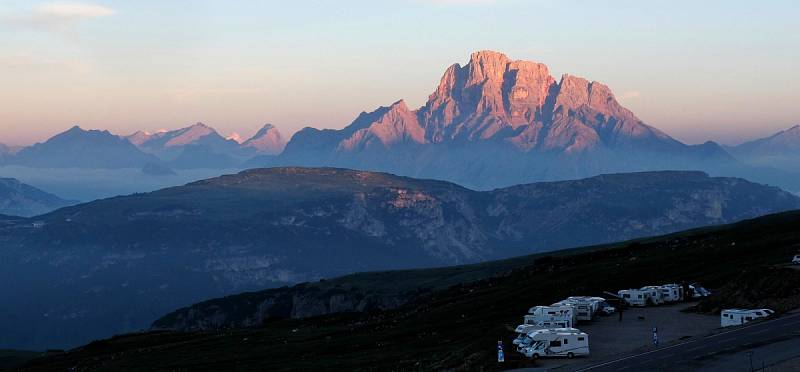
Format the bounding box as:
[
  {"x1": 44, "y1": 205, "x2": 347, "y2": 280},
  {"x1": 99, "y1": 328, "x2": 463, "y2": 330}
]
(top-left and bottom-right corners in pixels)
[{"x1": 276, "y1": 51, "x2": 735, "y2": 189}]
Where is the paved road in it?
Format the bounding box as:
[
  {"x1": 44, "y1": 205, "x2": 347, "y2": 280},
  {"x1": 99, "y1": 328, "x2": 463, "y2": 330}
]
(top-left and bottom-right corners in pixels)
[{"x1": 571, "y1": 311, "x2": 800, "y2": 371}]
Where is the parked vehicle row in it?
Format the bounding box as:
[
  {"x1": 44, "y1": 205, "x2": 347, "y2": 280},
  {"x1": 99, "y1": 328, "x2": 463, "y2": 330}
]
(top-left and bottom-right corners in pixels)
[
  {"x1": 513, "y1": 296, "x2": 614, "y2": 359},
  {"x1": 617, "y1": 283, "x2": 710, "y2": 307}
]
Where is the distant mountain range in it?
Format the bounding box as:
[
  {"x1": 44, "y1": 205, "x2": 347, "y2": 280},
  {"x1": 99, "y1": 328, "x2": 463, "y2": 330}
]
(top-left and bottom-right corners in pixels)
[
  {"x1": 0, "y1": 178, "x2": 74, "y2": 217},
  {"x1": 0, "y1": 167, "x2": 798, "y2": 350},
  {"x1": 262, "y1": 51, "x2": 733, "y2": 189},
  {"x1": 11, "y1": 126, "x2": 160, "y2": 169},
  {"x1": 3, "y1": 51, "x2": 796, "y2": 193},
  {"x1": 726, "y1": 125, "x2": 800, "y2": 172},
  {"x1": 1, "y1": 123, "x2": 287, "y2": 171}
]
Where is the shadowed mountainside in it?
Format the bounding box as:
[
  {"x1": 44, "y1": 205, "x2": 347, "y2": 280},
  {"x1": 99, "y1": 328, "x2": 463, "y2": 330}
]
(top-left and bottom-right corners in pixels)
[{"x1": 21, "y1": 210, "x2": 800, "y2": 371}]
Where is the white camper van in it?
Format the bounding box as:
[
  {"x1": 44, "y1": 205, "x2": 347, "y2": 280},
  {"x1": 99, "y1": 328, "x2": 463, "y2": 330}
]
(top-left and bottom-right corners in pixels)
[
  {"x1": 618, "y1": 289, "x2": 648, "y2": 306},
  {"x1": 527, "y1": 305, "x2": 577, "y2": 328},
  {"x1": 557, "y1": 296, "x2": 605, "y2": 321},
  {"x1": 515, "y1": 327, "x2": 580, "y2": 350},
  {"x1": 513, "y1": 322, "x2": 571, "y2": 345},
  {"x1": 640, "y1": 286, "x2": 665, "y2": 305},
  {"x1": 659, "y1": 284, "x2": 684, "y2": 302},
  {"x1": 519, "y1": 330, "x2": 590, "y2": 359},
  {"x1": 721, "y1": 309, "x2": 774, "y2": 327}
]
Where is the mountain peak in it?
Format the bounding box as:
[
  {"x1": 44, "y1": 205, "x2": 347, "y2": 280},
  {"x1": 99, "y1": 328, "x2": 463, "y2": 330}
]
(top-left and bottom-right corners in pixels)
[
  {"x1": 466, "y1": 50, "x2": 511, "y2": 84},
  {"x1": 242, "y1": 123, "x2": 286, "y2": 155},
  {"x1": 389, "y1": 99, "x2": 408, "y2": 111}
]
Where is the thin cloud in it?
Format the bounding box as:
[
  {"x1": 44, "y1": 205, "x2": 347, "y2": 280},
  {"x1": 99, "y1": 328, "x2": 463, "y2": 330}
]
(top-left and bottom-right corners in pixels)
[
  {"x1": 4, "y1": 1, "x2": 114, "y2": 29},
  {"x1": 621, "y1": 91, "x2": 641, "y2": 100},
  {"x1": 37, "y1": 2, "x2": 114, "y2": 20}
]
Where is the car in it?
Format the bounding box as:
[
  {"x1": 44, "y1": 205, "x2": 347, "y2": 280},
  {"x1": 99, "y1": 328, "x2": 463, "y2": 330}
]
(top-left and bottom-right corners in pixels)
[
  {"x1": 600, "y1": 302, "x2": 616, "y2": 315},
  {"x1": 793, "y1": 255, "x2": 800, "y2": 265}
]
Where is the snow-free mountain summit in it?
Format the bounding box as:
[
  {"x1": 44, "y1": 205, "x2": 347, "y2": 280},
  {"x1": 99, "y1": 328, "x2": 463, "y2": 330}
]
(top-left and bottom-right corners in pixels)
[{"x1": 267, "y1": 51, "x2": 734, "y2": 189}]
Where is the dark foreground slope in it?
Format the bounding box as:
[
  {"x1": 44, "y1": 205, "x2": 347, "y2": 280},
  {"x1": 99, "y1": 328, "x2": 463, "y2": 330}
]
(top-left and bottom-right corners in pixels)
[
  {"x1": 20, "y1": 211, "x2": 800, "y2": 371},
  {"x1": 1, "y1": 168, "x2": 798, "y2": 350}
]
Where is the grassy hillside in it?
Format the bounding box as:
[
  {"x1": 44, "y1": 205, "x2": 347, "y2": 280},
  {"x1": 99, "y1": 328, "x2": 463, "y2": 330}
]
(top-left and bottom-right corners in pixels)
[{"x1": 20, "y1": 210, "x2": 800, "y2": 371}]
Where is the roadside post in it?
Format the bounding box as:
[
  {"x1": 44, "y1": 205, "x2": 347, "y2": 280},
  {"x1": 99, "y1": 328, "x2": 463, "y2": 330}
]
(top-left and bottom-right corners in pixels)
[{"x1": 497, "y1": 340, "x2": 505, "y2": 363}]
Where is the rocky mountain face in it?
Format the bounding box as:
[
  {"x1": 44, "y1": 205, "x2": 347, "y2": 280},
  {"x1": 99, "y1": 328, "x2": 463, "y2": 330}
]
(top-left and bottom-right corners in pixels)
[
  {"x1": 727, "y1": 125, "x2": 800, "y2": 172},
  {"x1": 272, "y1": 51, "x2": 738, "y2": 189},
  {"x1": 11, "y1": 126, "x2": 161, "y2": 169},
  {"x1": 0, "y1": 178, "x2": 75, "y2": 217},
  {"x1": 242, "y1": 124, "x2": 287, "y2": 155},
  {"x1": 1, "y1": 167, "x2": 798, "y2": 350}
]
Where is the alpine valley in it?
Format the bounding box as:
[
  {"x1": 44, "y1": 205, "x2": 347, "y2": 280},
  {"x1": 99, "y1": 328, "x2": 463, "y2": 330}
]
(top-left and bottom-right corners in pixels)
[{"x1": 0, "y1": 167, "x2": 798, "y2": 350}]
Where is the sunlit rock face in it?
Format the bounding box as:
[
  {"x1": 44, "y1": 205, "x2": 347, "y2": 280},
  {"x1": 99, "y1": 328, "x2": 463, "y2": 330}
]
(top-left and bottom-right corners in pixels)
[{"x1": 276, "y1": 51, "x2": 732, "y2": 190}]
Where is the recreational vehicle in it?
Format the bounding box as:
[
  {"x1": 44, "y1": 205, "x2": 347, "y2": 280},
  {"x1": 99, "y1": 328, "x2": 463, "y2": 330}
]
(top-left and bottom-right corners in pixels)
[
  {"x1": 617, "y1": 289, "x2": 648, "y2": 306},
  {"x1": 515, "y1": 328, "x2": 581, "y2": 351},
  {"x1": 557, "y1": 296, "x2": 605, "y2": 321},
  {"x1": 513, "y1": 322, "x2": 571, "y2": 345},
  {"x1": 518, "y1": 330, "x2": 590, "y2": 359},
  {"x1": 640, "y1": 286, "x2": 665, "y2": 305},
  {"x1": 526, "y1": 305, "x2": 577, "y2": 327},
  {"x1": 659, "y1": 284, "x2": 684, "y2": 302},
  {"x1": 721, "y1": 309, "x2": 774, "y2": 327}
]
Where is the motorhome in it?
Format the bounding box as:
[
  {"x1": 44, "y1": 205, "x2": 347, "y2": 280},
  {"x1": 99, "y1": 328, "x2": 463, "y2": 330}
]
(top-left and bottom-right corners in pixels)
[
  {"x1": 721, "y1": 309, "x2": 774, "y2": 327},
  {"x1": 513, "y1": 322, "x2": 571, "y2": 345},
  {"x1": 556, "y1": 296, "x2": 606, "y2": 321},
  {"x1": 617, "y1": 289, "x2": 648, "y2": 306},
  {"x1": 640, "y1": 286, "x2": 665, "y2": 305},
  {"x1": 518, "y1": 330, "x2": 590, "y2": 359},
  {"x1": 515, "y1": 328, "x2": 581, "y2": 351},
  {"x1": 526, "y1": 305, "x2": 577, "y2": 327},
  {"x1": 659, "y1": 284, "x2": 684, "y2": 302}
]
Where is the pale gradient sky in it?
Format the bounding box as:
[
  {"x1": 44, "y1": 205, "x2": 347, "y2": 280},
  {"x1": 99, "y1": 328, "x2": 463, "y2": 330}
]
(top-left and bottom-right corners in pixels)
[{"x1": 0, "y1": 0, "x2": 798, "y2": 146}]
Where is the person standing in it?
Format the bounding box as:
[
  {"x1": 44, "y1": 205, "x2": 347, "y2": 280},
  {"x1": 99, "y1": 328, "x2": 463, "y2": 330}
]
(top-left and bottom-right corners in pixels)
[{"x1": 652, "y1": 326, "x2": 659, "y2": 346}]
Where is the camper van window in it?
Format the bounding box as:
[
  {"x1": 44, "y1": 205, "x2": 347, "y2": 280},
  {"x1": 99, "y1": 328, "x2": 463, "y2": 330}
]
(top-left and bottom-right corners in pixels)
[
  {"x1": 550, "y1": 340, "x2": 561, "y2": 347},
  {"x1": 755, "y1": 312, "x2": 764, "y2": 316},
  {"x1": 563, "y1": 339, "x2": 569, "y2": 344},
  {"x1": 578, "y1": 337, "x2": 585, "y2": 341}
]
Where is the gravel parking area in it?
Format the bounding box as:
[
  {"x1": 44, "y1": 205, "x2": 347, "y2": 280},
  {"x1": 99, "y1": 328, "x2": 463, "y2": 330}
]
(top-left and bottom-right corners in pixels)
[{"x1": 522, "y1": 301, "x2": 718, "y2": 370}]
